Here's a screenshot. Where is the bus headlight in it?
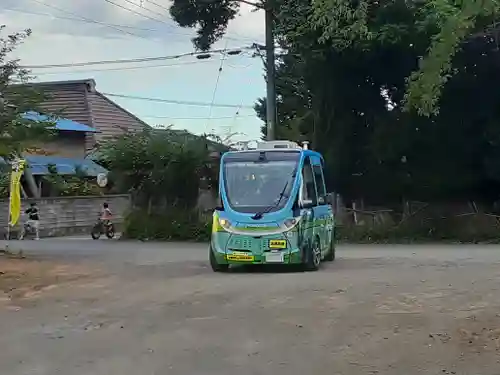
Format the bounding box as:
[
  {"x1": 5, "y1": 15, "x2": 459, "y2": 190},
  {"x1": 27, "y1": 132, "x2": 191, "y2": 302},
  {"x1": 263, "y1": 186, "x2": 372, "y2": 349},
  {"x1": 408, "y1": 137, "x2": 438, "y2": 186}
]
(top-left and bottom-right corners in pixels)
[
  {"x1": 284, "y1": 218, "x2": 297, "y2": 228},
  {"x1": 218, "y1": 218, "x2": 231, "y2": 230}
]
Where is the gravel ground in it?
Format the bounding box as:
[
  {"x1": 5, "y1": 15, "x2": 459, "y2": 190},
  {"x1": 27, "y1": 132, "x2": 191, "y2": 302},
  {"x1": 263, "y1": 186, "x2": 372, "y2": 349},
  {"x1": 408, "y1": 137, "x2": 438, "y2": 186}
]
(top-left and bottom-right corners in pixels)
[{"x1": 1, "y1": 241, "x2": 500, "y2": 375}]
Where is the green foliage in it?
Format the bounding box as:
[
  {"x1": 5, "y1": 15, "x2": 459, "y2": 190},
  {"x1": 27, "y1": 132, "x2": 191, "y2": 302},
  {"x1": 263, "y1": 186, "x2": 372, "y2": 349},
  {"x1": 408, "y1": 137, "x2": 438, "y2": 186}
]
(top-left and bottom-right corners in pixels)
[
  {"x1": 0, "y1": 26, "x2": 55, "y2": 159},
  {"x1": 169, "y1": 0, "x2": 246, "y2": 50},
  {"x1": 0, "y1": 167, "x2": 8, "y2": 199},
  {"x1": 252, "y1": 0, "x2": 500, "y2": 204},
  {"x1": 42, "y1": 164, "x2": 102, "y2": 197},
  {"x1": 168, "y1": 0, "x2": 500, "y2": 116},
  {"x1": 123, "y1": 209, "x2": 210, "y2": 241},
  {"x1": 337, "y1": 213, "x2": 500, "y2": 244},
  {"x1": 99, "y1": 128, "x2": 223, "y2": 241},
  {"x1": 97, "y1": 128, "x2": 217, "y2": 210},
  {"x1": 309, "y1": 0, "x2": 500, "y2": 115}
]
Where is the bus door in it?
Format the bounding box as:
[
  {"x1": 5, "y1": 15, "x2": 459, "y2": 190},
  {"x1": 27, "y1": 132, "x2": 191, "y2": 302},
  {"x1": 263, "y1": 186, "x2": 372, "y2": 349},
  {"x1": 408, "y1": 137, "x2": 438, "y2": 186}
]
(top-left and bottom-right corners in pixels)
[
  {"x1": 299, "y1": 156, "x2": 321, "y2": 246},
  {"x1": 310, "y1": 155, "x2": 333, "y2": 255}
]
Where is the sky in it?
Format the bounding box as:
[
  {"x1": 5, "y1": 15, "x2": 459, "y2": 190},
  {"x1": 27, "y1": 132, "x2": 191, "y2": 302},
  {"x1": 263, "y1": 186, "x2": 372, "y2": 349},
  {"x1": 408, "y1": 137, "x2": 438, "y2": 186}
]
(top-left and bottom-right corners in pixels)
[{"x1": 0, "y1": 0, "x2": 266, "y2": 142}]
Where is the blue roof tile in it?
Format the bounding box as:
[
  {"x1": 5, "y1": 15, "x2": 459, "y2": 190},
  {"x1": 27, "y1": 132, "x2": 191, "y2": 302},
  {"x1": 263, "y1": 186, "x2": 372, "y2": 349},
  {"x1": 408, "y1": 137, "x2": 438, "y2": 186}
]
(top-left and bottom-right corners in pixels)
[
  {"x1": 1, "y1": 155, "x2": 108, "y2": 177},
  {"x1": 22, "y1": 111, "x2": 98, "y2": 133}
]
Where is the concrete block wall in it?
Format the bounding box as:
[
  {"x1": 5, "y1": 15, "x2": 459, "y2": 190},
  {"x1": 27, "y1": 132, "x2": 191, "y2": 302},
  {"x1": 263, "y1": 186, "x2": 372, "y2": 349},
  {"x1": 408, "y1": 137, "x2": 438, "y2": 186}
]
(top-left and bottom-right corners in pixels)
[{"x1": 0, "y1": 194, "x2": 130, "y2": 238}]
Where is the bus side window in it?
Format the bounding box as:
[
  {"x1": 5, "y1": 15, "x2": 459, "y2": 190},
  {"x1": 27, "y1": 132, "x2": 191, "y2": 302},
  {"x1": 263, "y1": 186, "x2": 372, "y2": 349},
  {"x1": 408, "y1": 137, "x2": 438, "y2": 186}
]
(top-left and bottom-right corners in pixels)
[
  {"x1": 312, "y1": 164, "x2": 327, "y2": 204},
  {"x1": 301, "y1": 157, "x2": 317, "y2": 206}
]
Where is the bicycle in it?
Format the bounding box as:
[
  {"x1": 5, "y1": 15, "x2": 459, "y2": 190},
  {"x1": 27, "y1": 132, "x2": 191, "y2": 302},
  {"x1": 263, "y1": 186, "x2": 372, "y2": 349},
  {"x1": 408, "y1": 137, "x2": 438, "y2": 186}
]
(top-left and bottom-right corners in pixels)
[{"x1": 91, "y1": 219, "x2": 115, "y2": 240}]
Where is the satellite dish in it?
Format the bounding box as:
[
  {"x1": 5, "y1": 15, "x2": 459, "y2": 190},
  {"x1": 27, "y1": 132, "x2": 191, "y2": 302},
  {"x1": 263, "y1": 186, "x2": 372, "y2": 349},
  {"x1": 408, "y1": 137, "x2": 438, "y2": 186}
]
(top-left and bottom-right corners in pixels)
[{"x1": 97, "y1": 173, "x2": 108, "y2": 188}]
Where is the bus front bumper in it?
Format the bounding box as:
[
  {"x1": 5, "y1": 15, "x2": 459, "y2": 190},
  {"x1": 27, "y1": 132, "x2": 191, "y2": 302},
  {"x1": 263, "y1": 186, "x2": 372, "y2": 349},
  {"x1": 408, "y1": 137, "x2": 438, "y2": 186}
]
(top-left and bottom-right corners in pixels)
[{"x1": 211, "y1": 232, "x2": 303, "y2": 265}]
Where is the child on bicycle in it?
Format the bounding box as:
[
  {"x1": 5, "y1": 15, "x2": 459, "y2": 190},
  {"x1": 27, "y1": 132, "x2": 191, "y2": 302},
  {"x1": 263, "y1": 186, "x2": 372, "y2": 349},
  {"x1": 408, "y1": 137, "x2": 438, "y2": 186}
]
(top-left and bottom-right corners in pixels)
[{"x1": 100, "y1": 202, "x2": 112, "y2": 225}]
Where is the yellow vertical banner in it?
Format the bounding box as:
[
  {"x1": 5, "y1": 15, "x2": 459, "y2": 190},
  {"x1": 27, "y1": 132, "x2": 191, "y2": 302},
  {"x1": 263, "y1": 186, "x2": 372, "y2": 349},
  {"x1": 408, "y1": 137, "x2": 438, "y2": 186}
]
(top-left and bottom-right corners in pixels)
[{"x1": 9, "y1": 159, "x2": 26, "y2": 226}]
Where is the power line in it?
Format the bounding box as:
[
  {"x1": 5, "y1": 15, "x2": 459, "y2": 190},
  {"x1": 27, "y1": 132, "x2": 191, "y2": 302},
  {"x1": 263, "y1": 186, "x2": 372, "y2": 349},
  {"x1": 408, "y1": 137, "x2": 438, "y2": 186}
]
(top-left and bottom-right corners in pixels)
[
  {"x1": 27, "y1": 0, "x2": 148, "y2": 40},
  {"x1": 143, "y1": 0, "x2": 170, "y2": 13},
  {"x1": 102, "y1": 92, "x2": 254, "y2": 109},
  {"x1": 143, "y1": 114, "x2": 256, "y2": 120},
  {"x1": 101, "y1": 0, "x2": 176, "y2": 28},
  {"x1": 4, "y1": 8, "x2": 146, "y2": 30},
  {"x1": 32, "y1": 60, "x2": 215, "y2": 76},
  {"x1": 114, "y1": 0, "x2": 260, "y2": 43},
  {"x1": 103, "y1": 0, "x2": 261, "y2": 44},
  {"x1": 141, "y1": 0, "x2": 262, "y2": 42},
  {"x1": 119, "y1": 0, "x2": 169, "y2": 19},
  {"x1": 206, "y1": 40, "x2": 229, "y2": 132},
  {"x1": 3, "y1": 7, "x2": 258, "y2": 43},
  {"x1": 31, "y1": 54, "x2": 255, "y2": 75},
  {"x1": 20, "y1": 46, "x2": 252, "y2": 69}
]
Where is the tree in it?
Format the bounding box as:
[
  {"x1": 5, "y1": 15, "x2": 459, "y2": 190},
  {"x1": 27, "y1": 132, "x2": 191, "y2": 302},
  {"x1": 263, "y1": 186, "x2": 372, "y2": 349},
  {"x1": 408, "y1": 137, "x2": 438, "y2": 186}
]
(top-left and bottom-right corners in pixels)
[
  {"x1": 169, "y1": 0, "x2": 261, "y2": 51},
  {"x1": 97, "y1": 129, "x2": 215, "y2": 211},
  {"x1": 170, "y1": 0, "x2": 500, "y2": 116},
  {"x1": 310, "y1": 0, "x2": 500, "y2": 116},
  {"x1": 42, "y1": 164, "x2": 102, "y2": 197},
  {"x1": 0, "y1": 26, "x2": 55, "y2": 160},
  {"x1": 171, "y1": 0, "x2": 500, "y2": 203},
  {"x1": 257, "y1": 0, "x2": 500, "y2": 203}
]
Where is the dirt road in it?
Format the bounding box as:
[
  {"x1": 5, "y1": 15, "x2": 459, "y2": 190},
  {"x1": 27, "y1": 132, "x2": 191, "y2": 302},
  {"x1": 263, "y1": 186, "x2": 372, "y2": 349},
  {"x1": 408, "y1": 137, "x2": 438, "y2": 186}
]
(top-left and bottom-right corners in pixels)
[{"x1": 1, "y1": 241, "x2": 500, "y2": 374}]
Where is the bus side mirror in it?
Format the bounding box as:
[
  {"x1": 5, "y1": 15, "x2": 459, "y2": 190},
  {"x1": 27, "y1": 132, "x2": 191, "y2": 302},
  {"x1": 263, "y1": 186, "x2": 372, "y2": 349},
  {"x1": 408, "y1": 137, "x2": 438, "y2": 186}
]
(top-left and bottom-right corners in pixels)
[
  {"x1": 300, "y1": 199, "x2": 315, "y2": 209},
  {"x1": 215, "y1": 196, "x2": 224, "y2": 211}
]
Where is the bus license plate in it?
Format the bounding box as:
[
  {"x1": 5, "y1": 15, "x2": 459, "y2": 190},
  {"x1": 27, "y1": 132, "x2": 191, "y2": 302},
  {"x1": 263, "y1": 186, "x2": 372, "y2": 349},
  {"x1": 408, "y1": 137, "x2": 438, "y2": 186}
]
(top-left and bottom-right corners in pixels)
[
  {"x1": 227, "y1": 252, "x2": 254, "y2": 261},
  {"x1": 269, "y1": 240, "x2": 286, "y2": 249},
  {"x1": 266, "y1": 252, "x2": 284, "y2": 263}
]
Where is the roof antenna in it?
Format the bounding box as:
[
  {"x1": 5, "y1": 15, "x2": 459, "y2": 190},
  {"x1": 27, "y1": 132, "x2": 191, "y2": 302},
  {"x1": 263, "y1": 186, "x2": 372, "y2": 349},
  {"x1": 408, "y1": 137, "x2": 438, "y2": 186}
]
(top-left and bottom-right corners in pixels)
[{"x1": 302, "y1": 141, "x2": 309, "y2": 150}]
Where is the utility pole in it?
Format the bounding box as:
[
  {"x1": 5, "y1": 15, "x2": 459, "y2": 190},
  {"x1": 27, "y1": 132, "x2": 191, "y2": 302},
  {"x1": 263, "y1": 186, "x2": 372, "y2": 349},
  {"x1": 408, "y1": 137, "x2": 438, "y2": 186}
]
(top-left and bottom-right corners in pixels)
[
  {"x1": 199, "y1": 0, "x2": 277, "y2": 140},
  {"x1": 264, "y1": 6, "x2": 276, "y2": 141}
]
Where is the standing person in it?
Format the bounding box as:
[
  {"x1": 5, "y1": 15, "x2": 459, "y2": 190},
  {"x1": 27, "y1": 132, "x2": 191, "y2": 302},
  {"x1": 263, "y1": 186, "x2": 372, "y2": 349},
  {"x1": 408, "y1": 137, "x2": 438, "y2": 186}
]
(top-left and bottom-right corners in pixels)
[{"x1": 19, "y1": 202, "x2": 40, "y2": 240}]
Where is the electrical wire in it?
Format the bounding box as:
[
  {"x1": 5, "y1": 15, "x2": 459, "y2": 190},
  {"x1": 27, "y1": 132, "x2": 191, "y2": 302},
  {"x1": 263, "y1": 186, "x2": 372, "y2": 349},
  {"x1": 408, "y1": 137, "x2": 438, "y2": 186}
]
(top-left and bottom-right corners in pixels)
[
  {"x1": 3, "y1": 7, "x2": 259, "y2": 43},
  {"x1": 101, "y1": 0, "x2": 177, "y2": 28},
  {"x1": 30, "y1": 53, "x2": 256, "y2": 75},
  {"x1": 137, "y1": 0, "x2": 260, "y2": 42},
  {"x1": 102, "y1": 0, "x2": 263, "y2": 43},
  {"x1": 120, "y1": 0, "x2": 169, "y2": 19},
  {"x1": 27, "y1": 0, "x2": 148, "y2": 40},
  {"x1": 225, "y1": 62, "x2": 257, "y2": 69},
  {"x1": 205, "y1": 39, "x2": 229, "y2": 133},
  {"x1": 4, "y1": 8, "x2": 155, "y2": 31},
  {"x1": 19, "y1": 46, "x2": 253, "y2": 69},
  {"x1": 32, "y1": 60, "x2": 215, "y2": 76},
  {"x1": 143, "y1": 0, "x2": 170, "y2": 13},
  {"x1": 102, "y1": 92, "x2": 254, "y2": 109},
  {"x1": 142, "y1": 114, "x2": 255, "y2": 120}
]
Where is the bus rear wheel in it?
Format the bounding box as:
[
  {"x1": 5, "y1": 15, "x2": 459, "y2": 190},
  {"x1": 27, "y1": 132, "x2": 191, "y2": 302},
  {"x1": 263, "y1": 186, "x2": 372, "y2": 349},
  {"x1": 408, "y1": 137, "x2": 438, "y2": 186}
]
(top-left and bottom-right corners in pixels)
[{"x1": 209, "y1": 246, "x2": 229, "y2": 272}]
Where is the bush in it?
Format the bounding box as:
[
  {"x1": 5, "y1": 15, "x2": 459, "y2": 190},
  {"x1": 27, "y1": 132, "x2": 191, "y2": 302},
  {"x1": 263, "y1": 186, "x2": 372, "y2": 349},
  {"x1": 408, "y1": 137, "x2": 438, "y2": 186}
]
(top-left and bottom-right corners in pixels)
[
  {"x1": 123, "y1": 209, "x2": 210, "y2": 242},
  {"x1": 124, "y1": 210, "x2": 500, "y2": 244},
  {"x1": 336, "y1": 213, "x2": 500, "y2": 244},
  {"x1": 0, "y1": 171, "x2": 8, "y2": 199}
]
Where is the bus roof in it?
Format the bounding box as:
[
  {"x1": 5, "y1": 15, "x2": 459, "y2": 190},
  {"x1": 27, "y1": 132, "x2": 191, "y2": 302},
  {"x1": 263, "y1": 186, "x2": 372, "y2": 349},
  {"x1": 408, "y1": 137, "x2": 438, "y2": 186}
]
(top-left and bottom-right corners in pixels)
[{"x1": 222, "y1": 148, "x2": 324, "y2": 161}]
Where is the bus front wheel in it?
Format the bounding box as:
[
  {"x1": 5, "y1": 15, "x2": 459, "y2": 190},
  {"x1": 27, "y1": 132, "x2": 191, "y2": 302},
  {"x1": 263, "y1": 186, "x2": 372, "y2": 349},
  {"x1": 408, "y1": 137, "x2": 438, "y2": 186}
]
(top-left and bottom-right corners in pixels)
[
  {"x1": 303, "y1": 239, "x2": 320, "y2": 272},
  {"x1": 324, "y1": 232, "x2": 336, "y2": 262},
  {"x1": 209, "y1": 246, "x2": 229, "y2": 272}
]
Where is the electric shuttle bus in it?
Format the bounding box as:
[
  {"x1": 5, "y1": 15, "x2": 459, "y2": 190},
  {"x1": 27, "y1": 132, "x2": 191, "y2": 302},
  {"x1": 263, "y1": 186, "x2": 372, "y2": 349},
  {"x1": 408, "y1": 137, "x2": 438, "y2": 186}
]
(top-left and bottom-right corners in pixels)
[{"x1": 209, "y1": 140, "x2": 336, "y2": 272}]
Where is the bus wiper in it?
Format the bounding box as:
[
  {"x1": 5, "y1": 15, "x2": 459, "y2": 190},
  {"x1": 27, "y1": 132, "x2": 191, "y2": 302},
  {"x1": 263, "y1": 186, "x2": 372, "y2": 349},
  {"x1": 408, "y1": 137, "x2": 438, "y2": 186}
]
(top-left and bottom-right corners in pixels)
[{"x1": 251, "y1": 170, "x2": 296, "y2": 220}]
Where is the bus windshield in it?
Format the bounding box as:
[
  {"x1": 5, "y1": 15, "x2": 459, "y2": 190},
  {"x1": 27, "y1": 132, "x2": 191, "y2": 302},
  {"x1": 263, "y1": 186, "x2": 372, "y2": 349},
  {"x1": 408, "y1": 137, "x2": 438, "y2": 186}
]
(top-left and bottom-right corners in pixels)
[{"x1": 223, "y1": 152, "x2": 299, "y2": 214}]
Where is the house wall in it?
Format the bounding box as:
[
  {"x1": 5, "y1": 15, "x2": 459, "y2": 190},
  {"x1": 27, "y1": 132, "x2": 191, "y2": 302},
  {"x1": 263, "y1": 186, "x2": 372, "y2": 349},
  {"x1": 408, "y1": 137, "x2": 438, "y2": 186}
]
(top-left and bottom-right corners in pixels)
[
  {"x1": 39, "y1": 83, "x2": 93, "y2": 127},
  {"x1": 34, "y1": 80, "x2": 148, "y2": 152},
  {"x1": 33, "y1": 131, "x2": 87, "y2": 158},
  {"x1": 38, "y1": 81, "x2": 96, "y2": 151},
  {"x1": 87, "y1": 91, "x2": 146, "y2": 143},
  {"x1": 0, "y1": 195, "x2": 130, "y2": 238}
]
